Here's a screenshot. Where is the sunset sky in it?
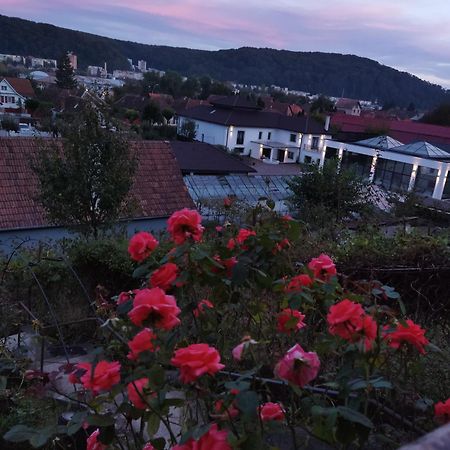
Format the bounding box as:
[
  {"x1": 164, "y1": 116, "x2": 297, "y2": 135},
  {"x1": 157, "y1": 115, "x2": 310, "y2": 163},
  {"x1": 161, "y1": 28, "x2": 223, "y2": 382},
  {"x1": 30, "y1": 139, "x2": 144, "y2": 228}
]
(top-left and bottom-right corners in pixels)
[{"x1": 2, "y1": 0, "x2": 450, "y2": 87}]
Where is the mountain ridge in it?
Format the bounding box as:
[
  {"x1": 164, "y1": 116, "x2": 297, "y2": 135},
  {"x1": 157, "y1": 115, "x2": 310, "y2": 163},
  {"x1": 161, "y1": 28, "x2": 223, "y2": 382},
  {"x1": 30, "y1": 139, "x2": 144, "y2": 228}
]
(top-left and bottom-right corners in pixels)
[{"x1": 0, "y1": 14, "x2": 448, "y2": 109}]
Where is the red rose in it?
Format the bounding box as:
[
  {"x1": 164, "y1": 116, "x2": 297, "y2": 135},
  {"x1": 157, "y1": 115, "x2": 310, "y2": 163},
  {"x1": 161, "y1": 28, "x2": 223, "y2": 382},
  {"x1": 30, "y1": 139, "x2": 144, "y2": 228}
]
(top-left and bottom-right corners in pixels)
[
  {"x1": 77, "y1": 360, "x2": 121, "y2": 394},
  {"x1": 272, "y1": 238, "x2": 291, "y2": 254},
  {"x1": 117, "y1": 291, "x2": 132, "y2": 305},
  {"x1": 128, "y1": 231, "x2": 159, "y2": 262},
  {"x1": 236, "y1": 228, "x2": 256, "y2": 245},
  {"x1": 127, "y1": 328, "x2": 158, "y2": 360},
  {"x1": 171, "y1": 343, "x2": 225, "y2": 383},
  {"x1": 167, "y1": 208, "x2": 204, "y2": 245},
  {"x1": 150, "y1": 263, "x2": 179, "y2": 291},
  {"x1": 308, "y1": 254, "x2": 336, "y2": 280},
  {"x1": 223, "y1": 197, "x2": 233, "y2": 207},
  {"x1": 214, "y1": 399, "x2": 239, "y2": 419},
  {"x1": 285, "y1": 274, "x2": 313, "y2": 293},
  {"x1": 142, "y1": 444, "x2": 156, "y2": 450},
  {"x1": 226, "y1": 238, "x2": 236, "y2": 250},
  {"x1": 259, "y1": 402, "x2": 285, "y2": 422},
  {"x1": 327, "y1": 299, "x2": 365, "y2": 341},
  {"x1": 172, "y1": 423, "x2": 231, "y2": 450},
  {"x1": 434, "y1": 398, "x2": 450, "y2": 423},
  {"x1": 384, "y1": 319, "x2": 429, "y2": 354},
  {"x1": 193, "y1": 299, "x2": 214, "y2": 318},
  {"x1": 86, "y1": 429, "x2": 106, "y2": 450},
  {"x1": 212, "y1": 255, "x2": 237, "y2": 277},
  {"x1": 127, "y1": 377, "x2": 150, "y2": 409},
  {"x1": 277, "y1": 308, "x2": 306, "y2": 334},
  {"x1": 128, "y1": 288, "x2": 181, "y2": 330},
  {"x1": 274, "y1": 344, "x2": 320, "y2": 387}
]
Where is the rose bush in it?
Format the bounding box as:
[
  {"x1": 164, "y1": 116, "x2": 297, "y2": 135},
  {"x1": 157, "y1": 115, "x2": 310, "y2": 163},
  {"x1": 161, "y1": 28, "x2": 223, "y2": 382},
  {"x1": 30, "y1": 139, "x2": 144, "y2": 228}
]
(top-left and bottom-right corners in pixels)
[{"x1": 5, "y1": 206, "x2": 448, "y2": 450}]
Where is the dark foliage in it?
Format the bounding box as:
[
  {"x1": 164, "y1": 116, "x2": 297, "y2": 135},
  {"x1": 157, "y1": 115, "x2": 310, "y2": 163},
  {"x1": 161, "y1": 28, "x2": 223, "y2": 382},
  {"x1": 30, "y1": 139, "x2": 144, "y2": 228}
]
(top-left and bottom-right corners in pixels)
[
  {"x1": 55, "y1": 53, "x2": 77, "y2": 89},
  {"x1": 1, "y1": 15, "x2": 449, "y2": 108},
  {"x1": 421, "y1": 103, "x2": 450, "y2": 126},
  {"x1": 32, "y1": 105, "x2": 137, "y2": 238}
]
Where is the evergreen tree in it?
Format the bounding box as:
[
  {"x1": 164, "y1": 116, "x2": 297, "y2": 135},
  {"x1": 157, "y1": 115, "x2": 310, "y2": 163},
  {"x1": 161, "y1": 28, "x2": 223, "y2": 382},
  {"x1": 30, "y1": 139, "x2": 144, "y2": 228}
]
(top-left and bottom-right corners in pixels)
[{"x1": 56, "y1": 53, "x2": 77, "y2": 89}]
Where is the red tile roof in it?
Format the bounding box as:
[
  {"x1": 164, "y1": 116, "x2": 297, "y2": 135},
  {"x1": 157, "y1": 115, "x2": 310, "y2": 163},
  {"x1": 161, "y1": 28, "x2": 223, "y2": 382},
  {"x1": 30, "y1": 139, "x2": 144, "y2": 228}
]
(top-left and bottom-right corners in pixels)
[
  {"x1": 2, "y1": 77, "x2": 35, "y2": 98},
  {"x1": 0, "y1": 138, "x2": 194, "y2": 230},
  {"x1": 331, "y1": 113, "x2": 450, "y2": 145}
]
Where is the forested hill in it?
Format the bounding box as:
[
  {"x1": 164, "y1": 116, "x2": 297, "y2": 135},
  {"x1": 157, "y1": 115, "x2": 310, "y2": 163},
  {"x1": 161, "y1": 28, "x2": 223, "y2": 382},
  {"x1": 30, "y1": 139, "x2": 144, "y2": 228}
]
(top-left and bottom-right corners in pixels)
[{"x1": 1, "y1": 14, "x2": 449, "y2": 108}]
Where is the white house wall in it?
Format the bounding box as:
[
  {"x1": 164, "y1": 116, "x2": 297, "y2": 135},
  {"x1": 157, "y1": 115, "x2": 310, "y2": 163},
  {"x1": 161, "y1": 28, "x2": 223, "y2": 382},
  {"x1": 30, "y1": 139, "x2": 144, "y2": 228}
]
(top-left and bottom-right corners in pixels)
[{"x1": 0, "y1": 79, "x2": 26, "y2": 109}]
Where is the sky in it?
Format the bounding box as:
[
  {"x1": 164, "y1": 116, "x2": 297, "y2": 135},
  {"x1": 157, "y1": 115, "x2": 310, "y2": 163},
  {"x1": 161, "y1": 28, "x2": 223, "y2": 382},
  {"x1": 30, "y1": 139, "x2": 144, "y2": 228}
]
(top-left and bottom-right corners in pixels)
[{"x1": 2, "y1": 0, "x2": 450, "y2": 88}]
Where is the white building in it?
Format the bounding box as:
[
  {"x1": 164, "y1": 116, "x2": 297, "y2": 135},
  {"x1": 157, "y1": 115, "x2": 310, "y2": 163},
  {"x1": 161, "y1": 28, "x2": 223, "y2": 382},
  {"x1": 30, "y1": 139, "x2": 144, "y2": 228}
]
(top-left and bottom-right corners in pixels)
[
  {"x1": 30, "y1": 57, "x2": 57, "y2": 69},
  {"x1": 0, "y1": 77, "x2": 35, "y2": 110},
  {"x1": 87, "y1": 65, "x2": 107, "y2": 77},
  {"x1": 137, "y1": 60, "x2": 147, "y2": 72},
  {"x1": 324, "y1": 136, "x2": 450, "y2": 200},
  {"x1": 177, "y1": 96, "x2": 330, "y2": 164},
  {"x1": 112, "y1": 70, "x2": 144, "y2": 81}
]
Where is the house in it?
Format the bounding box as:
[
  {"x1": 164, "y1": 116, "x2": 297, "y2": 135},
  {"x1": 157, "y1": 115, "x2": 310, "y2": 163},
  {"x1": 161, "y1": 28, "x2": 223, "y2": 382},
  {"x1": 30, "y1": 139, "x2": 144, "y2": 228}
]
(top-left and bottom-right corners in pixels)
[
  {"x1": 0, "y1": 77, "x2": 35, "y2": 110},
  {"x1": 331, "y1": 113, "x2": 450, "y2": 146},
  {"x1": 170, "y1": 141, "x2": 255, "y2": 175},
  {"x1": 0, "y1": 138, "x2": 194, "y2": 249},
  {"x1": 177, "y1": 95, "x2": 330, "y2": 164},
  {"x1": 324, "y1": 135, "x2": 450, "y2": 200},
  {"x1": 336, "y1": 98, "x2": 362, "y2": 116}
]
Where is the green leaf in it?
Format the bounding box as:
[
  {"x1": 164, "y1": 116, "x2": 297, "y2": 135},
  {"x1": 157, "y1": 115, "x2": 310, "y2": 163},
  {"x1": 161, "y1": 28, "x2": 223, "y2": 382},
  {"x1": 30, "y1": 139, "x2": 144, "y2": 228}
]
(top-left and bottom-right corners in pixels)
[
  {"x1": 86, "y1": 414, "x2": 115, "y2": 427},
  {"x1": 132, "y1": 263, "x2": 152, "y2": 279},
  {"x1": 336, "y1": 406, "x2": 373, "y2": 429},
  {"x1": 150, "y1": 437, "x2": 166, "y2": 450},
  {"x1": 67, "y1": 411, "x2": 88, "y2": 436},
  {"x1": 3, "y1": 425, "x2": 36, "y2": 443},
  {"x1": 147, "y1": 414, "x2": 161, "y2": 437},
  {"x1": 98, "y1": 426, "x2": 115, "y2": 445},
  {"x1": 236, "y1": 391, "x2": 259, "y2": 417}
]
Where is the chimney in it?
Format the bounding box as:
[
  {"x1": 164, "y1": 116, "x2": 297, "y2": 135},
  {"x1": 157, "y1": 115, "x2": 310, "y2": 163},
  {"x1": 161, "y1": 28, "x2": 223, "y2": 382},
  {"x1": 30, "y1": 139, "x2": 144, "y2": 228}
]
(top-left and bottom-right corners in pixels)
[{"x1": 324, "y1": 115, "x2": 331, "y2": 131}]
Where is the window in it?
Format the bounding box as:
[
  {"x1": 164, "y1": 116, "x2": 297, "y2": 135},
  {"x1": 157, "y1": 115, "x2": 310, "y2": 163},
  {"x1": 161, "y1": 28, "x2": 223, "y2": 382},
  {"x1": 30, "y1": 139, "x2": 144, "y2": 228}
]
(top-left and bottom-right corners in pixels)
[
  {"x1": 10, "y1": 97, "x2": 15, "y2": 103},
  {"x1": 287, "y1": 151, "x2": 294, "y2": 159},
  {"x1": 311, "y1": 136, "x2": 320, "y2": 149},
  {"x1": 236, "y1": 130, "x2": 245, "y2": 145},
  {"x1": 1, "y1": 85, "x2": 6, "y2": 91},
  {"x1": 304, "y1": 156, "x2": 312, "y2": 164},
  {"x1": 0, "y1": 96, "x2": 4, "y2": 103},
  {"x1": 262, "y1": 148, "x2": 271, "y2": 158},
  {"x1": 267, "y1": 132, "x2": 272, "y2": 140},
  {"x1": 201, "y1": 133, "x2": 204, "y2": 142},
  {"x1": 258, "y1": 131, "x2": 263, "y2": 140},
  {"x1": 290, "y1": 133, "x2": 296, "y2": 143},
  {"x1": 374, "y1": 159, "x2": 413, "y2": 192}
]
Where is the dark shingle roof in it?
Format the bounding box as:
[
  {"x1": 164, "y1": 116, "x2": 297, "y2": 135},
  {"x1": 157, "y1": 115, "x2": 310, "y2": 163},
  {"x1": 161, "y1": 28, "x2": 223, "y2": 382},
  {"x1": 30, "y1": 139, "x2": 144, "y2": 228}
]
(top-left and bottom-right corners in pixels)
[
  {"x1": 0, "y1": 138, "x2": 193, "y2": 230},
  {"x1": 170, "y1": 141, "x2": 255, "y2": 175},
  {"x1": 179, "y1": 105, "x2": 325, "y2": 134}
]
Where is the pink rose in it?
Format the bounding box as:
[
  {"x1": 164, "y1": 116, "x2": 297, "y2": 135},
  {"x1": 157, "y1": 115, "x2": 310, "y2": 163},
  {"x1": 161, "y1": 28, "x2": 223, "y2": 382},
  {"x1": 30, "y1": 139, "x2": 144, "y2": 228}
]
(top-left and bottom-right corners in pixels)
[
  {"x1": 86, "y1": 429, "x2": 106, "y2": 450},
  {"x1": 277, "y1": 309, "x2": 306, "y2": 334},
  {"x1": 128, "y1": 288, "x2": 181, "y2": 330},
  {"x1": 149, "y1": 263, "x2": 179, "y2": 291},
  {"x1": 274, "y1": 344, "x2": 320, "y2": 387},
  {"x1": 232, "y1": 336, "x2": 257, "y2": 361},
  {"x1": 127, "y1": 377, "x2": 150, "y2": 409},
  {"x1": 171, "y1": 343, "x2": 224, "y2": 383},
  {"x1": 76, "y1": 360, "x2": 121, "y2": 394},
  {"x1": 172, "y1": 423, "x2": 231, "y2": 450},
  {"x1": 127, "y1": 328, "x2": 158, "y2": 360},
  {"x1": 128, "y1": 231, "x2": 159, "y2": 262},
  {"x1": 167, "y1": 208, "x2": 204, "y2": 245},
  {"x1": 259, "y1": 402, "x2": 285, "y2": 421},
  {"x1": 308, "y1": 254, "x2": 336, "y2": 280},
  {"x1": 193, "y1": 299, "x2": 214, "y2": 318}
]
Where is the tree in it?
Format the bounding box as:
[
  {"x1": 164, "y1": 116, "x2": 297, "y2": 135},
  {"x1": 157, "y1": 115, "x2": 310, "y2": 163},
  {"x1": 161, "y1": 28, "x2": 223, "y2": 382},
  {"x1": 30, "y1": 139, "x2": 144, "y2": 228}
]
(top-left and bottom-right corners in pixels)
[
  {"x1": 32, "y1": 105, "x2": 137, "y2": 238},
  {"x1": 25, "y1": 98, "x2": 40, "y2": 114},
  {"x1": 421, "y1": 103, "x2": 450, "y2": 126},
  {"x1": 55, "y1": 53, "x2": 77, "y2": 89},
  {"x1": 310, "y1": 95, "x2": 335, "y2": 115},
  {"x1": 1, "y1": 116, "x2": 19, "y2": 133},
  {"x1": 142, "y1": 101, "x2": 162, "y2": 124},
  {"x1": 287, "y1": 159, "x2": 370, "y2": 225}
]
